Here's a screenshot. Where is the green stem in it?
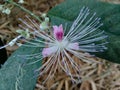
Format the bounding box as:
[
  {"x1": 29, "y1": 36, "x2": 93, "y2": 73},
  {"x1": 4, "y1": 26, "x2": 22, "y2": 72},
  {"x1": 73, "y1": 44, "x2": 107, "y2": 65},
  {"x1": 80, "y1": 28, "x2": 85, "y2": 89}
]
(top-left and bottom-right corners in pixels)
[{"x1": 6, "y1": 0, "x2": 42, "y2": 22}]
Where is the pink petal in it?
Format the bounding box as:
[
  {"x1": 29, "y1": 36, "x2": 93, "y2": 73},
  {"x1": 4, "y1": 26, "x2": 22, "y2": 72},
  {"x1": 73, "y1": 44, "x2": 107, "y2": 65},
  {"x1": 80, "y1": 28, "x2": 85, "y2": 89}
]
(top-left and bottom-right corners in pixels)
[
  {"x1": 68, "y1": 42, "x2": 79, "y2": 50},
  {"x1": 42, "y1": 46, "x2": 58, "y2": 57},
  {"x1": 53, "y1": 24, "x2": 64, "y2": 41}
]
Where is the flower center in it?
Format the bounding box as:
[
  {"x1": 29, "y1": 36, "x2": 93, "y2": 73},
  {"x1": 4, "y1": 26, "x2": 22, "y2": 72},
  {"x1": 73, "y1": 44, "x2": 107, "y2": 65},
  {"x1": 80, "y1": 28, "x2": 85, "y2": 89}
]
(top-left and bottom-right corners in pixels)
[{"x1": 56, "y1": 39, "x2": 68, "y2": 50}]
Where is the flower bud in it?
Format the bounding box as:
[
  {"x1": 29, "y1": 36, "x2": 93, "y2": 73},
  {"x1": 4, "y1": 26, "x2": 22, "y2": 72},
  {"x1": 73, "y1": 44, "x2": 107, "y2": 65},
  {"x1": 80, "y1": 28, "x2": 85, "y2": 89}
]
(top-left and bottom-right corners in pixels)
[
  {"x1": 18, "y1": 0, "x2": 24, "y2": 4},
  {"x1": 2, "y1": 8, "x2": 11, "y2": 15},
  {"x1": 40, "y1": 17, "x2": 49, "y2": 30}
]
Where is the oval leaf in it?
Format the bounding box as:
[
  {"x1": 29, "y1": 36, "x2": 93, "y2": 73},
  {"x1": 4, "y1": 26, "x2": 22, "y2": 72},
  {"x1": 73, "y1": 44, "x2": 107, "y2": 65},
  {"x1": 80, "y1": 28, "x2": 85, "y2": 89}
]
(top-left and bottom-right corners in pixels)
[{"x1": 0, "y1": 46, "x2": 42, "y2": 90}]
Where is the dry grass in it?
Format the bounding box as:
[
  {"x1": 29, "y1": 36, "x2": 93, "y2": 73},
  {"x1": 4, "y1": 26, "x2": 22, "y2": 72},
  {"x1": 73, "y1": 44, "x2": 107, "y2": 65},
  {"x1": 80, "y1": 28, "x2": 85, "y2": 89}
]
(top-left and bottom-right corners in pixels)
[
  {"x1": 0, "y1": 0, "x2": 120, "y2": 90},
  {"x1": 35, "y1": 56, "x2": 120, "y2": 90}
]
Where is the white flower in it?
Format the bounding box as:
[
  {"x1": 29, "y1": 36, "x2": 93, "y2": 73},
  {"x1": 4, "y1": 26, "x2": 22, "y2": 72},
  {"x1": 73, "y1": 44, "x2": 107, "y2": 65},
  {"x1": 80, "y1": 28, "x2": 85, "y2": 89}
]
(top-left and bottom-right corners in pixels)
[
  {"x1": 42, "y1": 24, "x2": 79, "y2": 58},
  {"x1": 40, "y1": 17, "x2": 49, "y2": 30},
  {"x1": 16, "y1": 29, "x2": 30, "y2": 39},
  {"x1": 41, "y1": 13, "x2": 47, "y2": 18},
  {"x1": 18, "y1": 0, "x2": 24, "y2": 4},
  {"x1": 1, "y1": 7, "x2": 108, "y2": 83},
  {"x1": 0, "y1": 5, "x2": 3, "y2": 11},
  {"x1": 2, "y1": 8, "x2": 11, "y2": 15}
]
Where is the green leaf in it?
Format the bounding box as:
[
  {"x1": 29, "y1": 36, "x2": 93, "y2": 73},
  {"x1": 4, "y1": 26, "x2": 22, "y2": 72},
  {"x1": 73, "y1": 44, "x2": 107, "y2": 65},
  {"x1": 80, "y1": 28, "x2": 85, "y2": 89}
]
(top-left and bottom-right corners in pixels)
[
  {"x1": 48, "y1": 0, "x2": 120, "y2": 63},
  {"x1": 0, "y1": 46, "x2": 42, "y2": 90}
]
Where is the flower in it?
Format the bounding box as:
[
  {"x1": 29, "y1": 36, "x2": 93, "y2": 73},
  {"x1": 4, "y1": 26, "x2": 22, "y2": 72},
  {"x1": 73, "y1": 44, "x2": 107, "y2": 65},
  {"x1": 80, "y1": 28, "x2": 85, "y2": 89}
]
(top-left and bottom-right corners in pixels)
[
  {"x1": 2, "y1": 8, "x2": 11, "y2": 15},
  {"x1": 0, "y1": 5, "x2": 3, "y2": 11},
  {"x1": 1, "y1": 7, "x2": 107, "y2": 83},
  {"x1": 16, "y1": 29, "x2": 30, "y2": 39},
  {"x1": 18, "y1": 0, "x2": 24, "y2": 4},
  {"x1": 39, "y1": 17, "x2": 49, "y2": 30},
  {"x1": 42, "y1": 24, "x2": 80, "y2": 58},
  {"x1": 29, "y1": 8, "x2": 107, "y2": 83}
]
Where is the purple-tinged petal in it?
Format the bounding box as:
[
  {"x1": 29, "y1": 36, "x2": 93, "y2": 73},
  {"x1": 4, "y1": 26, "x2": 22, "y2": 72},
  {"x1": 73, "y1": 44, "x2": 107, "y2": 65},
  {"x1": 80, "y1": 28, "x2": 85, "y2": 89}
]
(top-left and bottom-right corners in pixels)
[
  {"x1": 42, "y1": 46, "x2": 58, "y2": 57},
  {"x1": 68, "y1": 42, "x2": 79, "y2": 50},
  {"x1": 53, "y1": 24, "x2": 64, "y2": 41}
]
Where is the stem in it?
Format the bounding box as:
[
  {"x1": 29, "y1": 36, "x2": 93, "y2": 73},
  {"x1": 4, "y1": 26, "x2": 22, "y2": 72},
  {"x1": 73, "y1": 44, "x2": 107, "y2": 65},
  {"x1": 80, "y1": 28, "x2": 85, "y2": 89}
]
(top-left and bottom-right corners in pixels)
[{"x1": 6, "y1": 0, "x2": 42, "y2": 22}]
